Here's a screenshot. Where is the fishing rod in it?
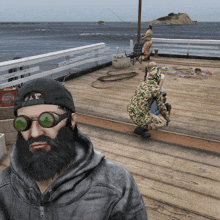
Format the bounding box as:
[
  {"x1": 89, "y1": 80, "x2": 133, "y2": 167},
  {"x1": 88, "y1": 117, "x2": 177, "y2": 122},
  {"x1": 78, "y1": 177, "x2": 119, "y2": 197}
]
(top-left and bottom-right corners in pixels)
[{"x1": 108, "y1": 8, "x2": 125, "y2": 22}]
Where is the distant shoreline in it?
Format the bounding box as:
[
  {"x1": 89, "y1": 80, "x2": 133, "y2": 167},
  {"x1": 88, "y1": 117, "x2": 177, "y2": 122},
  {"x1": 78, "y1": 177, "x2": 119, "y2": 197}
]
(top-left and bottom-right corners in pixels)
[
  {"x1": 0, "y1": 22, "x2": 40, "y2": 25},
  {"x1": 0, "y1": 21, "x2": 219, "y2": 24}
]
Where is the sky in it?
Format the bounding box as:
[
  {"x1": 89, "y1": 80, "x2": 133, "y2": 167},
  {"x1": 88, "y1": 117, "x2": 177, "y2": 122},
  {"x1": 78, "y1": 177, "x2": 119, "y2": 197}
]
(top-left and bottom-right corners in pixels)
[{"x1": 0, "y1": 0, "x2": 219, "y2": 22}]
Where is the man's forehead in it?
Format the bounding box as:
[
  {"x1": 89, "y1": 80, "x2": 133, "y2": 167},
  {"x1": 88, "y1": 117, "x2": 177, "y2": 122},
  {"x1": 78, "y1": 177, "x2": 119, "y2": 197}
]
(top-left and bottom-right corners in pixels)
[{"x1": 17, "y1": 104, "x2": 61, "y2": 116}]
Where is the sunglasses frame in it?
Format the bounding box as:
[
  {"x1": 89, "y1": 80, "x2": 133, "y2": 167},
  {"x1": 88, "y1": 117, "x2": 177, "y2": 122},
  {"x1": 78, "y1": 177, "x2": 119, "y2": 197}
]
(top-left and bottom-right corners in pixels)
[{"x1": 13, "y1": 111, "x2": 69, "y2": 131}]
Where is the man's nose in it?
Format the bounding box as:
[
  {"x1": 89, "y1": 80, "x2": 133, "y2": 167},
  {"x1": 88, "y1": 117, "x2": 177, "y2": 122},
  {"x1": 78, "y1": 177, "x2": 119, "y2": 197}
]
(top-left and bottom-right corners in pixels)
[{"x1": 29, "y1": 121, "x2": 44, "y2": 138}]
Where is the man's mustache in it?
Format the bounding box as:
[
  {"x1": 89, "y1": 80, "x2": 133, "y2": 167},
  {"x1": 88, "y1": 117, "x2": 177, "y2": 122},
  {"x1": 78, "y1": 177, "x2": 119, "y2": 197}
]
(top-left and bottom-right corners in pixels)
[{"x1": 26, "y1": 136, "x2": 54, "y2": 147}]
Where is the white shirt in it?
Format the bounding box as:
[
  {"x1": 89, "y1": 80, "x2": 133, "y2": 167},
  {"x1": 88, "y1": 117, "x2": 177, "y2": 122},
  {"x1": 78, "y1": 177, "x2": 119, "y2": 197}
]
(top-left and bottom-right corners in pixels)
[{"x1": 161, "y1": 74, "x2": 165, "y2": 91}]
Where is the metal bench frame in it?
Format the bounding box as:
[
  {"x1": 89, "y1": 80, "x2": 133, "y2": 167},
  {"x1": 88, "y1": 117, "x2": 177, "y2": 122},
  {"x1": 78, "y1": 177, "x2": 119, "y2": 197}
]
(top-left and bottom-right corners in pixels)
[{"x1": 125, "y1": 42, "x2": 144, "y2": 65}]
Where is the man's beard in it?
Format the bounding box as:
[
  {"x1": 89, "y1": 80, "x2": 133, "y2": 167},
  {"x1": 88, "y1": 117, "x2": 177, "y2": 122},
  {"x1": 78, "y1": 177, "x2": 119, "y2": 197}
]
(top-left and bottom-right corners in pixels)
[{"x1": 16, "y1": 126, "x2": 77, "y2": 181}]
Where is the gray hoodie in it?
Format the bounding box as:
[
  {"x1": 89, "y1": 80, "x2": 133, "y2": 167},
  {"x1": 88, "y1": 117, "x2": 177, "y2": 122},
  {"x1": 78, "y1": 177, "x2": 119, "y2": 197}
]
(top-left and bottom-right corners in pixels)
[{"x1": 0, "y1": 132, "x2": 148, "y2": 220}]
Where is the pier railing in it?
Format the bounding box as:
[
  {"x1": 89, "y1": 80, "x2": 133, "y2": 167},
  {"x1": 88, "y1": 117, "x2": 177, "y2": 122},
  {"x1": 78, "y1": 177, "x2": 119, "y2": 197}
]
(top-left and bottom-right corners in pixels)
[
  {"x1": 151, "y1": 38, "x2": 220, "y2": 58},
  {"x1": 0, "y1": 43, "x2": 111, "y2": 89}
]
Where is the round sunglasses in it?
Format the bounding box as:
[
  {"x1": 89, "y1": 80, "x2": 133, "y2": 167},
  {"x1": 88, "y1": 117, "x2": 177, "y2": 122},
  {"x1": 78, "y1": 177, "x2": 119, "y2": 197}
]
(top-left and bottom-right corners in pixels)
[{"x1": 13, "y1": 111, "x2": 69, "y2": 131}]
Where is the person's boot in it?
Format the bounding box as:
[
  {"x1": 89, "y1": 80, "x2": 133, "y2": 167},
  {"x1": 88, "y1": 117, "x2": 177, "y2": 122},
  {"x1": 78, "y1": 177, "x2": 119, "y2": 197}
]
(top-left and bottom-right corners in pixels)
[
  {"x1": 134, "y1": 127, "x2": 151, "y2": 139},
  {"x1": 134, "y1": 126, "x2": 147, "y2": 135},
  {"x1": 140, "y1": 132, "x2": 151, "y2": 139}
]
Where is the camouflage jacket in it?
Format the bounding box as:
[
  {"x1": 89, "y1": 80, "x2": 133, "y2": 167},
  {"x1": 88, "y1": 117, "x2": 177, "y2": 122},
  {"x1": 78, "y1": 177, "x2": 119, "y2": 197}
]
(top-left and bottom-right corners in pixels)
[{"x1": 127, "y1": 68, "x2": 169, "y2": 128}]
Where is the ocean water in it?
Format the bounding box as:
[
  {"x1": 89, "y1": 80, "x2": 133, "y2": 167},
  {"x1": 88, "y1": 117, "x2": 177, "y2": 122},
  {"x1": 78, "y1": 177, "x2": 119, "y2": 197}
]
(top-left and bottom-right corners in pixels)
[
  {"x1": 1, "y1": 2, "x2": 220, "y2": 23},
  {"x1": 0, "y1": 21, "x2": 220, "y2": 63}
]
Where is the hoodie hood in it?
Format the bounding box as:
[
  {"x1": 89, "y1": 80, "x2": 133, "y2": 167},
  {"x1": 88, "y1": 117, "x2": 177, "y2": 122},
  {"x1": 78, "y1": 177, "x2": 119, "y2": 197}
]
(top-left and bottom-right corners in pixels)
[
  {"x1": 148, "y1": 67, "x2": 161, "y2": 84},
  {"x1": 10, "y1": 131, "x2": 104, "y2": 206}
]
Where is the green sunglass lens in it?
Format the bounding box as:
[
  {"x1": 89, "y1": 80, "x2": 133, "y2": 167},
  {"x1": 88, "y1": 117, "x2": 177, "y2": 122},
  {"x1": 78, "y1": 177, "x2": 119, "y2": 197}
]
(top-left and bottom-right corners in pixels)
[
  {"x1": 39, "y1": 113, "x2": 54, "y2": 128},
  {"x1": 14, "y1": 117, "x2": 27, "y2": 131}
]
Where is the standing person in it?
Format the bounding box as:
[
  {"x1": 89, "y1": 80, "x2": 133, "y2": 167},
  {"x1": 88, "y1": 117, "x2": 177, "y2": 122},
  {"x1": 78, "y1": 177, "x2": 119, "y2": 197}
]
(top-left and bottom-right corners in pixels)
[
  {"x1": 0, "y1": 78, "x2": 149, "y2": 220},
  {"x1": 141, "y1": 25, "x2": 153, "y2": 61},
  {"x1": 127, "y1": 62, "x2": 170, "y2": 139}
]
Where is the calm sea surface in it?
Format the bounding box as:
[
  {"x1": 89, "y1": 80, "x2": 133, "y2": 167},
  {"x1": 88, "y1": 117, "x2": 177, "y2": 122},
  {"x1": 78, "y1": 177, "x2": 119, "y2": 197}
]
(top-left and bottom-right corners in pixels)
[{"x1": 0, "y1": 21, "x2": 220, "y2": 63}]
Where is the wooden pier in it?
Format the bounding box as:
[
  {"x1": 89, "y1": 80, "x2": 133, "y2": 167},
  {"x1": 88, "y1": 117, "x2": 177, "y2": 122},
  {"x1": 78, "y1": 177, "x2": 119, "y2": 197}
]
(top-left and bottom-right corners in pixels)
[
  {"x1": 65, "y1": 56, "x2": 220, "y2": 219},
  {"x1": 65, "y1": 56, "x2": 220, "y2": 142},
  {"x1": 1, "y1": 55, "x2": 220, "y2": 219}
]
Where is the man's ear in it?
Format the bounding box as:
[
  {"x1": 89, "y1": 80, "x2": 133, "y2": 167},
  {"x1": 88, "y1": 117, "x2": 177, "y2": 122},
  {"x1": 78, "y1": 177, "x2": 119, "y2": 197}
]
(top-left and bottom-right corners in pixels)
[{"x1": 71, "y1": 113, "x2": 77, "y2": 129}]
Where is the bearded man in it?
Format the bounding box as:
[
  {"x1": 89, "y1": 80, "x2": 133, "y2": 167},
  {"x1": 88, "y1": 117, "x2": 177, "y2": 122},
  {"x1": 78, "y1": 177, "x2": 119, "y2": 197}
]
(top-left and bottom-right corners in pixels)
[{"x1": 0, "y1": 78, "x2": 148, "y2": 219}]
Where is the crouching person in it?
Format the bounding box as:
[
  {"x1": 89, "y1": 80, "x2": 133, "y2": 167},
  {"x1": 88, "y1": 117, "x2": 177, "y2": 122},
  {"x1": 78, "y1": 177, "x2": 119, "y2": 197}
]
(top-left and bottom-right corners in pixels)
[
  {"x1": 0, "y1": 78, "x2": 149, "y2": 219},
  {"x1": 127, "y1": 63, "x2": 170, "y2": 139}
]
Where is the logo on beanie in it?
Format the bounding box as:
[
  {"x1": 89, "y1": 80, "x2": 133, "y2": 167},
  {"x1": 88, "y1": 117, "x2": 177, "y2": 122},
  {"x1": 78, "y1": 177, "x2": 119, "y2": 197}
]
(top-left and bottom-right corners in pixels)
[
  {"x1": 22, "y1": 92, "x2": 45, "y2": 107},
  {"x1": 24, "y1": 92, "x2": 43, "y2": 101}
]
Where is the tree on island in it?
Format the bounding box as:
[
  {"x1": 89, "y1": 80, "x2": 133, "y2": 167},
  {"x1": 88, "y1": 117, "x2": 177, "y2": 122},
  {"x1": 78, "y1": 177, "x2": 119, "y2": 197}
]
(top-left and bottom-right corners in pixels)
[{"x1": 96, "y1": 21, "x2": 106, "y2": 25}]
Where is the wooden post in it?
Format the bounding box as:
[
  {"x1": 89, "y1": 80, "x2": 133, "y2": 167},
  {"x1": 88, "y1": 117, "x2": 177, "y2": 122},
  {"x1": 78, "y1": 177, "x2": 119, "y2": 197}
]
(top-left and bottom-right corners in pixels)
[
  {"x1": 130, "y1": 39, "x2": 134, "y2": 50},
  {"x1": 94, "y1": 49, "x2": 98, "y2": 66},
  {"x1": 0, "y1": 133, "x2": 7, "y2": 160},
  {"x1": 137, "y1": 0, "x2": 142, "y2": 43}
]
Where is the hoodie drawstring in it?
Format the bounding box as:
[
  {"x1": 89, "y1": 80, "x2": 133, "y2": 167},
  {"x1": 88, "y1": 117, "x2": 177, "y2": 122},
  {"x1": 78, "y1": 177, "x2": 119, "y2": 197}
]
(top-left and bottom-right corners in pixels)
[
  {"x1": 28, "y1": 189, "x2": 33, "y2": 220},
  {"x1": 49, "y1": 189, "x2": 55, "y2": 220}
]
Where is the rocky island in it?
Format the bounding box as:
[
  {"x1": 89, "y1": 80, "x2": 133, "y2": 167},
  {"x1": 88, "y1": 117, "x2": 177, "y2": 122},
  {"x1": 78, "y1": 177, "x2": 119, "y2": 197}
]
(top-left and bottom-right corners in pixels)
[
  {"x1": 148, "y1": 13, "x2": 198, "y2": 25},
  {"x1": 96, "y1": 21, "x2": 106, "y2": 25}
]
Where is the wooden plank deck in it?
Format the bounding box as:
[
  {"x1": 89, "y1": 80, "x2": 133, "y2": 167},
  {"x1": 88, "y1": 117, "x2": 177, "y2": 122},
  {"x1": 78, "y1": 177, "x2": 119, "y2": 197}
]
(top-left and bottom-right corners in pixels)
[
  {"x1": 79, "y1": 123, "x2": 220, "y2": 219},
  {"x1": 1, "y1": 122, "x2": 220, "y2": 219},
  {"x1": 1, "y1": 56, "x2": 220, "y2": 219},
  {"x1": 64, "y1": 57, "x2": 220, "y2": 219},
  {"x1": 64, "y1": 56, "x2": 220, "y2": 141}
]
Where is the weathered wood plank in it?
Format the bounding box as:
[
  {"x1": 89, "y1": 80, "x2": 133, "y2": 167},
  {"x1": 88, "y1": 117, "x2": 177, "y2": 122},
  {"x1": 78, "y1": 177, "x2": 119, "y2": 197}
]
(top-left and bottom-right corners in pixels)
[
  {"x1": 79, "y1": 123, "x2": 220, "y2": 168},
  {"x1": 70, "y1": 89, "x2": 220, "y2": 106},
  {"x1": 67, "y1": 84, "x2": 220, "y2": 109},
  {"x1": 143, "y1": 197, "x2": 211, "y2": 220},
  {"x1": 66, "y1": 76, "x2": 220, "y2": 104},
  {"x1": 74, "y1": 101, "x2": 220, "y2": 138},
  {"x1": 138, "y1": 178, "x2": 220, "y2": 219},
  {"x1": 72, "y1": 94, "x2": 220, "y2": 121},
  {"x1": 99, "y1": 150, "x2": 220, "y2": 199},
  {"x1": 75, "y1": 105, "x2": 220, "y2": 138},
  {"x1": 168, "y1": 114, "x2": 220, "y2": 128},
  {"x1": 75, "y1": 109, "x2": 220, "y2": 141},
  {"x1": 67, "y1": 81, "x2": 219, "y2": 108},
  {"x1": 91, "y1": 137, "x2": 220, "y2": 181}
]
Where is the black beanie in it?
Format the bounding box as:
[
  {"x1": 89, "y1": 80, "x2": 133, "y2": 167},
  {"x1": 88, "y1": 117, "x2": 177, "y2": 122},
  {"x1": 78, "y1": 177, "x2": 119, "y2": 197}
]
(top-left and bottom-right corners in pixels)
[{"x1": 14, "y1": 78, "x2": 75, "y2": 116}]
